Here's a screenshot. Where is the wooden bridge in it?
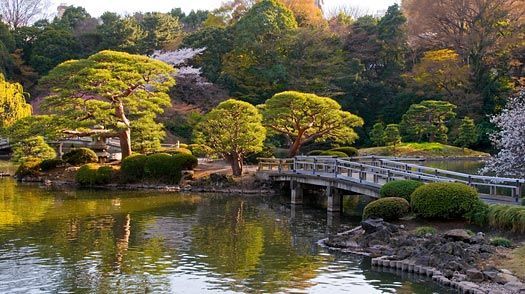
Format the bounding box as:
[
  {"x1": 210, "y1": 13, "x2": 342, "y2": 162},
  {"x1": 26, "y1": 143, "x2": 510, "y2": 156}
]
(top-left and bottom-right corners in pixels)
[{"x1": 257, "y1": 156, "x2": 524, "y2": 212}]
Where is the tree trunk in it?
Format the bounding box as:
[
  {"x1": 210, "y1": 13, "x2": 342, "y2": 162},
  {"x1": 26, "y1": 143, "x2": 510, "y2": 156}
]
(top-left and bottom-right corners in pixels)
[
  {"x1": 288, "y1": 139, "x2": 302, "y2": 157},
  {"x1": 115, "y1": 101, "x2": 132, "y2": 159},
  {"x1": 226, "y1": 152, "x2": 243, "y2": 176}
]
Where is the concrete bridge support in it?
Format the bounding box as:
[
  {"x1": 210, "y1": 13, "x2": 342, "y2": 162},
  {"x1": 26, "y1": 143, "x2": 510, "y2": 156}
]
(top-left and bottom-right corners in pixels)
[
  {"x1": 291, "y1": 180, "x2": 303, "y2": 205},
  {"x1": 326, "y1": 185, "x2": 342, "y2": 212}
]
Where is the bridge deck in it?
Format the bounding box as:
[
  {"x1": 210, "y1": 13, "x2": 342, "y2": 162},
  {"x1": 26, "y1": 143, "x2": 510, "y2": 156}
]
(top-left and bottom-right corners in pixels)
[{"x1": 258, "y1": 156, "x2": 524, "y2": 205}]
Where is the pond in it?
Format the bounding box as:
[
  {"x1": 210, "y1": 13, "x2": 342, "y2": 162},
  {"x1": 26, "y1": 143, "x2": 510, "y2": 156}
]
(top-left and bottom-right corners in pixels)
[
  {"x1": 0, "y1": 178, "x2": 454, "y2": 293},
  {"x1": 423, "y1": 159, "x2": 486, "y2": 175}
]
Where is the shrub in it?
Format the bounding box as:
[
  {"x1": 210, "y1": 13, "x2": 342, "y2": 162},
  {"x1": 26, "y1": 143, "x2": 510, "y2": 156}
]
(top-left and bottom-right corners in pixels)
[
  {"x1": 362, "y1": 197, "x2": 411, "y2": 221},
  {"x1": 164, "y1": 147, "x2": 192, "y2": 155},
  {"x1": 189, "y1": 144, "x2": 213, "y2": 158},
  {"x1": 11, "y1": 136, "x2": 56, "y2": 164},
  {"x1": 487, "y1": 205, "x2": 525, "y2": 233},
  {"x1": 307, "y1": 150, "x2": 324, "y2": 156},
  {"x1": 39, "y1": 158, "x2": 66, "y2": 171},
  {"x1": 144, "y1": 153, "x2": 182, "y2": 184},
  {"x1": 173, "y1": 153, "x2": 198, "y2": 170},
  {"x1": 120, "y1": 154, "x2": 148, "y2": 183},
  {"x1": 380, "y1": 180, "x2": 424, "y2": 201},
  {"x1": 411, "y1": 182, "x2": 479, "y2": 219},
  {"x1": 330, "y1": 147, "x2": 358, "y2": 157},
  {"x1": 15, "y1": 159, "x2": 41, "y2": 178},
  {"x1": 490, "y1": 237, "x2": 512, "y2": 248},
  {"x1": 413, "y1": 226, "x2": 437, "y2": 237},
  {"x1": 63, "y1": 148, "x2": 98, "y2": 165},
  {"x1": 76, "y1": 164, "x2": 114, "y2": 186},
  {"x1": 464, "y1": 200, "x2": 490, "y2": 226},
  {"x1": 319, "y1": 150, "x2": 348, "y2": 157}
]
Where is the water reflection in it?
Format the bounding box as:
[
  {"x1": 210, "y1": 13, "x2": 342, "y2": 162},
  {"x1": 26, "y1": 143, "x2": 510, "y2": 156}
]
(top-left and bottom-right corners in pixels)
[{"x1": 0, "y1": 178, "x2": 450, "y2": 293}]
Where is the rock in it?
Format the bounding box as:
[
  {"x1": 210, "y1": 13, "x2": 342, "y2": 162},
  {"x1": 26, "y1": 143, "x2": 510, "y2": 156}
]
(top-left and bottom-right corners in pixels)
[
  {"x1": 495, "y1": 273, "x2": 521, "y2": 285},
  {"x1": 470, "y1": 232, "x2": 486, "y2": 244},
  {"x1": 501, "y1": 269, "x2": 513, "y2": 275},
  {"x1": 483, "y1": 270, "x2": 499, "y2": 280},
  {"x1": 458, "y1": 281, "x2": 483, "y2": 293},
  {"x1": 444, "y1": 229, "x2": 472, "y2": 242},
  {"x1": 361, "y1": 219, "x2": 386, "y2": 234},
  {"x1": 467, "y1": 268, "x2": 485, "y2": 282},
  {"x1": 504, "y1": 281, "x2": 525, "y2": 292}
]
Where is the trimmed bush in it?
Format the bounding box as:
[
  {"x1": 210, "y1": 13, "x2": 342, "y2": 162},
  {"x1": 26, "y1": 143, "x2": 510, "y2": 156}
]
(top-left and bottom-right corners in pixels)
[
  {"x1": 307, "y1": 150, "x2": 324, "y2": 156},
  {"x1": 120, "y1": 154, "x2": 148, "y2": 183},
  {"x1": 39, "y1": 158, "x2": 66, "y2": 171},
  {"x1": 363, "y1": 197, "x2": 411, "y2": 221},
  {"x1": 173, "y1": 153, "x2": 198, "y2": 170},
  {"x1": 490, "y1": 237, "x2": 512, "y2": 248},
  {"x1": 330, "y1": 147, "x2": 358, "y2": 157},
  {"x1": 63, "y1": 148, "x2": 98, "y2": 165},
  {"x1": 380, "y1": 180, "x2": 424, "y2": 201},
  {"x1": 164, "y1": 147, "x2": 192, "y2": 155},
  {"x1": 487, "y1": 204, "x2": 525, "y2": 233},
  {"x1": 144, "y1": 153, "x2": 182, "y2": 184},
  {"x1": 96, "y1": 166, "x2": 114, "y2": 185},
  {"x1": 411, "y1": 182, "x2": 479, "y2": 219},
  {"x1": 189, "y1": 144, "x2": 213, "y2": 158},
  {"x1": 76, "y1": 164, "x2": 114, "y2": 186},
  {"x1": 15, "y1": 159, "x2": 41, "y2": 178},
  {"x1": 464, "y1": 200, "x2": 490, "y2": 226},
  {"x1": 319, "y1": 150, "x2": 348, "y2": 157},
  {"x1": 413, "y1": 226, "x2": 437, "y2": 237}
]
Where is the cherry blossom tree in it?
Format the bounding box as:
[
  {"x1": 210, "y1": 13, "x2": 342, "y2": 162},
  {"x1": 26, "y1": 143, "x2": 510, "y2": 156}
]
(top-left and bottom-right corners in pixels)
[{"x1": 483, "y1": 90, "x2": 525, "y2": 176}]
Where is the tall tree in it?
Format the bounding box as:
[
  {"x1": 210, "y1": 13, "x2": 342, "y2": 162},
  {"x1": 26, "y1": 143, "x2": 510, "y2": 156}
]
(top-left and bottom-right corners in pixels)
[
  {"x1": 278, "y1": 0, "x2": 326, "y2": 27},
  {"x1": 0, "y1": 73, "x2": 31, "y2": 129},
  {"x1": 29, "y1": 27, "x2": 80, "y2": 74},
  {"x1": 399, "y1": 100, "x2": 457, "y2": 143},
  {"x1": 384, "y1": 124, "x2": 401, "y2": 149},
  {"x1": 455, "y1": 117, "x2": 477, "y2": 149},
  {"x1": 97, "y1": 12, "x2": 145, "y2": 54},
  {"x1": 194, "y1": 99, "x2": 266, "y2": 176},
  {"x1": 137, "y1": 12, "x2": 182, "y2": 53},
  {"x1": 221, "y1": 0, "x2": 298, "y2": 104},
  {"x1": 0, "y1": 0, "x2": 50, "y2": 29},
  {"x1": 369, "y1": 122, "x2": 385, "y2": 147},
  {"x1": 260, "y1": 91, "x2": 363, "y2": 157},
  {"x1": 39, "y1": 50, "x2": 176, "y2": 158}
]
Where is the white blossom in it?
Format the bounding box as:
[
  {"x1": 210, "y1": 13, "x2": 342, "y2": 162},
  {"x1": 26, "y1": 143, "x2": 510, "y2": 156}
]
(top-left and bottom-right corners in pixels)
[
  {"x1": 483, "y1": 90, "x2": 525, "y2": 176},
  {"x1": 151, "y1": 48, "x2": 206, "y2": 67}
]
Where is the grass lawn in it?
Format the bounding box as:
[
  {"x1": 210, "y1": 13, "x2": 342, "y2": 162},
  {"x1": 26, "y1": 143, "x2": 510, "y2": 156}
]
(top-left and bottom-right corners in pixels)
[
  {"x1": 359, "y1": 142, "x2": 489, "y2": 158},
  {"x1": 497, "y1": 245, "x2": 525, "y2": 280}
]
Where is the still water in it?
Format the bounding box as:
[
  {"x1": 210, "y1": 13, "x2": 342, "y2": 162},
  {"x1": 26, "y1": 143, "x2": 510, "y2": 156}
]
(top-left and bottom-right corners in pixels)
[{"x1": 0, "y1": 178, "x2": 451, "y2": 293}]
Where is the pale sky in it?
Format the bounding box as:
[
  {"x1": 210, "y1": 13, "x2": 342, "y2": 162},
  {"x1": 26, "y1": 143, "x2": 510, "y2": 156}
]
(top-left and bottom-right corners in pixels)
[{"x1": 51, "y1": 0, "x2": 399, "y2": 17}]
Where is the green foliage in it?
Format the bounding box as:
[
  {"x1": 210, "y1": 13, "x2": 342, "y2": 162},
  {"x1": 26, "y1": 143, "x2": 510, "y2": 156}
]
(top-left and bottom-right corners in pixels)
[
  {"x1": 411, "y1": 182, "x2": 479, "y2": 219},
  {"x1": 370, "y1": 122, "x2": 385, "y2": 147},
  {"x1": 384, "y1": 124, "x2": 401, "y2": 147},
  {"x1": 307, "y1": 150, "x2": 324, "y2": 156},
  {"x1": 63, "y1": 148, "x2": 98, "y2": 165},
  {"x1": 260, "y1": 91, "x2": 364, "y2": 157},
  {"x1": 330, "y1": 147, "x2": 358, "y2": 157},
  {"x1": 39, "y1": 158, "x2": 66, "y2": 171},
  {"x1": 0, "y1": 74, "x2": 32, "y2": 129},
  {"x1": 11, "y1": 136, "x2": 56, "y2": 164},
  {"x1": 76, "y1": 164, "x2": 114, "y2": 186},
  {"x1": 455, "y1": 117, "x2": 477, "y2": 148},
  {"x1": 164, "y1": 147, "x2": 192, "y2": 155},
  {"x1": 319, "y1": 150, "x2": 348, "y2": 157},
  {"x1": 173, "y1": 153, "x2": 198, "y2": 170},
  {"x1": 464, "y1": 200, "x2": 490, "y2": 226},
  {"x1": 131, "y1": 116, "x2": 165, "y2": 154},
  {"x1": 487, "y1": 205, "x2": 525, "y2": 233},
  {"x1": 400, "y1": 100, "x2": 457, "y2": 143},
  {"x1": 15, "y1": 159, "x2": 41, "y2": 178},
  {"x1": 120, "y1": 154, "x2": 148, "y2": 183},
  {"x1": 362, "y1": 197, "x2": 411, "y2": 221},
  {"x1": 380, "y1": 180, "x2": 424, "y2": 201},
  {"x1": 413, "y1": 226, "x2": 437, "y2": 237},
  {"x1": 139, "y1": 12, "x2": 182, "y2": 53},
  {"x1": 144, "y1": 153, "x2": 183, "y2": 184},
  {"x1": 5, "y1": 115, "x2": 68, "y2": 143},
  {"x1": 97, "y1": 12, "x2": 145, "y2": 53},
  {"x1": 29, "y1": 27, "x2": 80, "y2": 74},
  {"x1": 195, "y1": 99, "x2": 266, "y2": 175},
  {"x1": 188, "y1": 144, "x2": 214, "y2": 158},
  {"x1": 490, "y1": 237, "x2": 512, "y2": 248}
]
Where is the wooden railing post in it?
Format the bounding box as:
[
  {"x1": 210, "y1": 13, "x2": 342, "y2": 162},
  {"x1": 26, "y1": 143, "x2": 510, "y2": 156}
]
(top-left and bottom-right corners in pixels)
[
  {"x1": 334, "y1": 159, "x2": 338, "y2": 178},
  {"x1": 278, "y1": 159, "x2": 283, "y2": 173}
]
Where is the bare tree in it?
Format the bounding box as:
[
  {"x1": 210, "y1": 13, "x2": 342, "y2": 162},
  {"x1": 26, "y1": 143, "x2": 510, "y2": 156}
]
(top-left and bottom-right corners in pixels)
[
  {"x1": 326, "y1": 5, "x2": 372, "y2": 20},
  {"x1": 0, "y1": 0, "x2": 50, "y2": 29}
]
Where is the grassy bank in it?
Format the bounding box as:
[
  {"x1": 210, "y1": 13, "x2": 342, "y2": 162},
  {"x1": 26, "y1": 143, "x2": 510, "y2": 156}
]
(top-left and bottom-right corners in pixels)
[{"x1": 359, "y1": 142, "x2": 489, "y2": 158}]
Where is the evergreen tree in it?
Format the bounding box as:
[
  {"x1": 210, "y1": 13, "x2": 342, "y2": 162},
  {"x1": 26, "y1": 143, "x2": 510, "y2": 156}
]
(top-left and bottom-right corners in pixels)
[
  {"x1": 384, "y1": 124, "x2": 401, "y2": 149},
  {"x1": 400, "y1": 100, "x2": 457, "y2": 143},
  {"x1": 455, "y1": 117, "x2": 477, "y2": 148},
  {"x1": 369, "y1": 122, "x2": 385, "y2": 147}
]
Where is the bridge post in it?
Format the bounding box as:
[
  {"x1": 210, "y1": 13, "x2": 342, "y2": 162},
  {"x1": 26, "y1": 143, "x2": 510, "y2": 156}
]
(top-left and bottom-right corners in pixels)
[
  {"x1": 326, "y1": 185, "x2": 341, "y2": 212},
  {"x1": 291, "y1": 180, "x2": 303, "y2": 205}
]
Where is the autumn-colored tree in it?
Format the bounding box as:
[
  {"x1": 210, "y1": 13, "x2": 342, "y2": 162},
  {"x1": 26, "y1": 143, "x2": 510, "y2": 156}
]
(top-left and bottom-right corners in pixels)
[
  {"x1": 407, "y1": 49, "x2": 479, "y2": 117},
  {"x1": 278, "y1": 0, "x2": 326, "y2": 27},
  {"x1": 260, "y1": 91, "x2": 363, "y2": 157},
  {"x1": 0, "y1": 73, "x2": 32, "y2": 129},
  {"x1": 39, "y1": 50, "x2": 176, "y2": 158},
  {"x1": 194, "y1": 99, "x2": 266, "y2": 176}
]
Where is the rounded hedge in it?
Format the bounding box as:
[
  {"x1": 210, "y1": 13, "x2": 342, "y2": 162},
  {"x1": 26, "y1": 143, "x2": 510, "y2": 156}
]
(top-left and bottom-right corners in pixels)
[
  {"x1": 411, "y1": 182, "x2": 479, "y2": 219},
  {"x1": 319, "y1": 150, "x2": 348, "y2": 157},
  {"x1": 330, "y1": 147, "x2": 358, "y2": 157},
  {"x1": 15, "y1": 159, "x2": 41, "y2": 178},
  {"x1": 120, "y1": 154, "x2": 148, "y2": 183},
  {"x1": 189, "y1": 144, "x2": 213, "y2": 158},
  {"x1": 307, "y1": 150, "x2": 324, "y2": 156},
  {"x1": 63, "y1": 148, "x2": 98, "y2": 165},
  {"x1": 144, "y1": 153, "x2": 182, "y2": 184},
  {"x1": 363, "y1": 197, "x2": 411, "y2": 221},
  {"x1": 380, "y1": 180, "x2": 424, "y2": 201},
  {"x1": 40, "y1": 158, "x2": 66, "y2": 171},
  {"x1": 173, "y1": 153, "x2": 198, "y2": 170},
  {"x1": 76, "y1": 164, "x2": 113, "y2": 186},
  {"x1": 164, "y1": 147, "x2": 192, "y2": 156}
]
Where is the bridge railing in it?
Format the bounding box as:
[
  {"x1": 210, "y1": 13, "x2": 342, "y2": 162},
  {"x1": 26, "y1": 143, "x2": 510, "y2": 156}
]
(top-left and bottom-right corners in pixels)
[{"x1": 258, "y1": 156, "x2": 524, "y2": 201}]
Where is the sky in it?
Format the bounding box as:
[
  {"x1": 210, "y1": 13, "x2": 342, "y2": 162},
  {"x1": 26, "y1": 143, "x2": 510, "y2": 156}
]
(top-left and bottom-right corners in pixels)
[{"x1": 51, "y1": 0, "x2": 399, "y2": 17}]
